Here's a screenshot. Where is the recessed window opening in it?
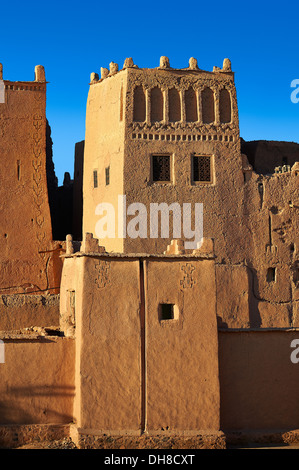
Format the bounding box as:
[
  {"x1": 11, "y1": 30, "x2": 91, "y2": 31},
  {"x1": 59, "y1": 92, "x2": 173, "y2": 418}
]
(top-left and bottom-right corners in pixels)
[
  {"x1": 267, "y1": 267, "x2": 276, "y2": 283},
  {"x1": 150, "y1": 86, "x2": 163, "y2": 122},
  {"x1": 192, "y1": 155, "x2": 212, "y2": 183},
  {"x1": 202, "y1": 87, "x2": 215, "y2": 124},
  {"x1": 17, "y1": 160, "x2": 21, "y2": 181},
  {"x1": 152, "y1": 155, "x2": 171, "y2": 182},
  {"x1": 185, "y1": 87, "x2": 198, "y2": 122},
  {"x1": 159, "y1": 303, "x2": 178, "y2": 321},
  {"x1": 133, "y1": 85, "x2": 146, "y2": 122},
  {"x1": 219, "y1": 88, "x2": 232, "y2": 123},
  {"x1": 168, "y1": 87, "x2": 181, "y2": 122},
  {"x1": 93, "y1": 170, "x2": 98, "y2": 188}
]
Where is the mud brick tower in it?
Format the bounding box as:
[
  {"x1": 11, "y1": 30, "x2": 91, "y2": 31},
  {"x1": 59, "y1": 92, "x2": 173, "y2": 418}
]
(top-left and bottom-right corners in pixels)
[
  {"x1": 0, "y1": 64, "x2": 63, "y2": 297},
  {"x1": 82, "y1": 56, "x2": 243, "y2": 255}
]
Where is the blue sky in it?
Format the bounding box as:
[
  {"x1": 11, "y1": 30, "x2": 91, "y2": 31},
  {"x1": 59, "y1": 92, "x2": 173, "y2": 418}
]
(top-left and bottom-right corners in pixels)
[{"x1": 1, "y1": 0, "x2": 298, "y2": 183}]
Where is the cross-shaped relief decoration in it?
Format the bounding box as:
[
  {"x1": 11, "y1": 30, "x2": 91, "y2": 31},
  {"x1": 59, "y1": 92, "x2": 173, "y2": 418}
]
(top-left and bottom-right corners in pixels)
[{"x1": 180, "y1": 262, "x2": 196, "y2": 289}]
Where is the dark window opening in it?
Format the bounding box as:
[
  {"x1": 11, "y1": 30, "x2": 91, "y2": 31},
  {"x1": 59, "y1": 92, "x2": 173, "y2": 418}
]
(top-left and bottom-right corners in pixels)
[
  {"x1": 192, "y1": 155, "x2": 212, "y2": 183},
  {"x1": 185, "y1": 87, "x2": 198, "y2": 122},
  {"x1": 202, "y1": 87, "x2": 215, "y2": 124},
  {"x1": 93, "y1": 170, "x2": 98, "y2": 188},
  {"x1": 152, "y1": 155, "x2": 171, "y2": 182},
  {"x1": 168, "y1": 87, "x2": 181, "y2": 122},
  {"x1": 219, "y1": 88, "x2": 232, "y2": 123},
  {"x1": 160, "y1": 304, "x2": 174, "y2": 320},
  {"x1": 105, "y1": 166, "x2": 110, "y2": 186},
  {"x1": 133, "y1": 85, "x2": 146, "y2": 122},
  {"x1": 267, "y1": 267, "x2": 276, "y2": 283}
]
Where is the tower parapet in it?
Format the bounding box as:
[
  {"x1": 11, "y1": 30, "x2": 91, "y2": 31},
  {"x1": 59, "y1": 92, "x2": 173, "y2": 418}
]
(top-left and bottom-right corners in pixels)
[{"x1": 89, "y1": 56, "x2": 238, "y2": 143}]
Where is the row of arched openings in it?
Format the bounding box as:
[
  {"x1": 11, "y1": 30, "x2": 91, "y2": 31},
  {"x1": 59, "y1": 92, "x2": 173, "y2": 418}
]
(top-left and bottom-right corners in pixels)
[{"x1": 133, "y1": 86, "x2": 232, "y2": 124}]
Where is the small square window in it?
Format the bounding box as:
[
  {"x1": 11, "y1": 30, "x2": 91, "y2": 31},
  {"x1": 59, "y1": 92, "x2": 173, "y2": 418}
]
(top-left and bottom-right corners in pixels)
[
  {"x1": 192, "y1": 155, "x2": 212, "y2": 183},
  {"x1": 93, "y1": 170, "x2": 98, "y2": 188},
  {"x1": 105, "y1": 166, "x2": 110, "y2": 186},
  {"x1": 152, "y1": 155, "x2": 171, "y2": 182},
  {"x1": 159, "y1": 303, "x2": 174, "y2": 320}
]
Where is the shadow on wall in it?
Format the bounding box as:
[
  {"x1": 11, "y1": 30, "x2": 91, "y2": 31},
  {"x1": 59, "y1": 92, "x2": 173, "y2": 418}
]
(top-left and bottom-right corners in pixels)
[
  {"x1": 216, "y1": 263, "x2": 262, "y2": 329},
  {"x1": 247, "y1": 265, "x2": 262, "y2": 328},
  {"x1": 241, "y1": 139, "x2": 299, "y2": 175},
  {"x1": 0, "y1": 385, "x2": 75, "y2": 424}
]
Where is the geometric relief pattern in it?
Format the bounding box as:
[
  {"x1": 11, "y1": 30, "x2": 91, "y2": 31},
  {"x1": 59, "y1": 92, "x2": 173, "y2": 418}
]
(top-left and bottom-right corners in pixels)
[
  {"x1": 32, "y1": 93, "x2": 46, "y2": 259},
  {"x1": 95, "y1": 260, "x2": 111, "y2": 288},
  {"x1": 180, "y1": 263, "x2": 196, "y2": 288}
]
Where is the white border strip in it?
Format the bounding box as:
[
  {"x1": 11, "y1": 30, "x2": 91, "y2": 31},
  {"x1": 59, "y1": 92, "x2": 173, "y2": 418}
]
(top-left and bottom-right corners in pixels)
[{"x1": 0, "y1": 80, "x2": 5, "y2": 103}]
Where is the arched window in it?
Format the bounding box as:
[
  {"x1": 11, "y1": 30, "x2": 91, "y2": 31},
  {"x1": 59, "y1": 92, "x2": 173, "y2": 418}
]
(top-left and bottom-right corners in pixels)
[
  {"x1": 219, "y1": 88, "x2": 231, "y2": 123},
  {"x1": 150, "y1": 87, "x2": 163, "y2": 122},
  {"x1": 185, "y1": 87, "x2": 198, "y2": 122},
  {"x1": 202, "y1": 87, "x2": 215, "y2": 124},
  {"x1": 168, "y1": 88, "x2": 181, "y2": 122},
  {"x1": 133, "y1": 85, "x2": 146, "y2": 122}
]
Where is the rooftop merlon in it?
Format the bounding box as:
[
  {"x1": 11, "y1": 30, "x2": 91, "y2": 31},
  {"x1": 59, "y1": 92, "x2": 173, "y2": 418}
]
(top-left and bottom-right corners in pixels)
[
  {"x1": 89, "y1": 56, "x2": 234, "y2": 84},
  {"x1": 0, "y1": 63, "x2": 47, "y2": 83}
]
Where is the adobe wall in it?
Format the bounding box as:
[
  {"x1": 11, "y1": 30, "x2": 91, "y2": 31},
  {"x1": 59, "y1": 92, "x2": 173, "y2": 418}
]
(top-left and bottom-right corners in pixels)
[
  {"x1": 0, "y1": 294, "x2": 60, "y2": 330},
  {"x1": 145, "y1": 255, "x2": 219, "y2": 433},
  {"x1": 0, "y1": 232, "x2": 298, "y2": 447},
  {"x1": 82, "y1": 68, "x2": 127, "y2": 253},
  {"x1": 123, "y1": 58, "x2": 244, "y2": 258},
  {"x1": 0, "y1": 330, "x2": 75, "y2": 426},
  {"x1": 219, "y1": 330, "x2": 299, "y2": 433}
]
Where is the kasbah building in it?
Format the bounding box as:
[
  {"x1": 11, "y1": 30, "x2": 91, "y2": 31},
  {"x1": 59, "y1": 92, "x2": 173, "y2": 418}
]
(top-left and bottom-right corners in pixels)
[{"x1": 0, "y1": 54, "x2": 298, "y2": 449}]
